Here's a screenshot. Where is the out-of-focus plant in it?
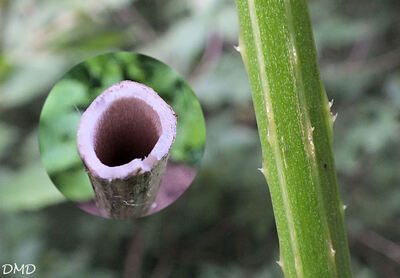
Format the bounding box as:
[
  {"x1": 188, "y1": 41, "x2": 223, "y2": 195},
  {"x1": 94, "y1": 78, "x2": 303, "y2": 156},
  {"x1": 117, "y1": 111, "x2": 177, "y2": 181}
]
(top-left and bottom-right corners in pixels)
[{"x1": 1, "y1": 0, "x2": 399, "y2": 277}]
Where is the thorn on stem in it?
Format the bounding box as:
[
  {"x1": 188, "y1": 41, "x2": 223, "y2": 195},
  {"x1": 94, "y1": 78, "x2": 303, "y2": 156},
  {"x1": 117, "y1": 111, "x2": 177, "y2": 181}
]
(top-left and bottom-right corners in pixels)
[
  {"x1": 329, "y1": 99, "x2": 334, "y2": 108},
  {"x1": 332, "y1": 113, "x2": 338, "y2": 123},
  {"x1": 328, "y1": 239, "x2": 336, "y2": 261},
  {"x1": 308, "y1": 127, "x2": 316, "y2": 157}
]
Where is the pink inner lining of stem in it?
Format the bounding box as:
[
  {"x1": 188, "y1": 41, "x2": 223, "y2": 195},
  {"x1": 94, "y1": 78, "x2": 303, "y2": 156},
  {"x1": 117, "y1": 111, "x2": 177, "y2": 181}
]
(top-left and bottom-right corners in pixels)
[{"x1": 94, "y1": 97, "x2": 162, "y2": 167}]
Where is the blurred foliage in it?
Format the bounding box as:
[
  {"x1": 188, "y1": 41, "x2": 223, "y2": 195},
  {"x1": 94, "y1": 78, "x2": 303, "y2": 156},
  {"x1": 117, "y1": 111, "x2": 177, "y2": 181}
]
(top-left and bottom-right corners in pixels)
[
  {"x1": 38, "y1": 52, "x2": 205, "y2": 202},
  {"x1": 1, "y1": 0, "x2": 400, "y2": 277}
]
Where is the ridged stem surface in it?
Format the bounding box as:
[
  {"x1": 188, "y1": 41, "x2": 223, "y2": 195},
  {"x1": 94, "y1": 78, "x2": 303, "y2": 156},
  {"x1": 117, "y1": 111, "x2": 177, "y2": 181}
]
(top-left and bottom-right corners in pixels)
[{"x1": 236, "y1": 1, "x2": 352, "y2": 277}]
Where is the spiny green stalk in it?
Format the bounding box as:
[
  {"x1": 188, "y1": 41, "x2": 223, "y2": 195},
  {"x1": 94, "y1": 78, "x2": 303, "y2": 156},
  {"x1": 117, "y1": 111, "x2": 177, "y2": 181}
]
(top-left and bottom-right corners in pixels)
[{"x1": 236, "y1": 0, "x2": 352, "y2": 277}]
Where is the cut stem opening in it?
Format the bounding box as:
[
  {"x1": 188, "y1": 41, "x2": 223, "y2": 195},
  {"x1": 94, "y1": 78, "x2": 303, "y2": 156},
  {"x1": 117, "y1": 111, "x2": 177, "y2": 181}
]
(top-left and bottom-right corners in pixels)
[
  {"x1": 94, "y1": 98, "x2": 162, "y2": 167},
  {"x1": 77, "y1": 80, "x2": 177, "y2": 218}
]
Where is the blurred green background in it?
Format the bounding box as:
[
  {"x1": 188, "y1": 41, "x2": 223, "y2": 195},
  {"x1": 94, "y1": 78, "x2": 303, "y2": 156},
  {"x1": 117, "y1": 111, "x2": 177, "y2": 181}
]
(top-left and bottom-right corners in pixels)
[
  {"x1": 0, "y1": 0, "x2": 399, "y2": 277},
  {"x1": 38, "y1": 52, "x2": 205, "y2": 202}
]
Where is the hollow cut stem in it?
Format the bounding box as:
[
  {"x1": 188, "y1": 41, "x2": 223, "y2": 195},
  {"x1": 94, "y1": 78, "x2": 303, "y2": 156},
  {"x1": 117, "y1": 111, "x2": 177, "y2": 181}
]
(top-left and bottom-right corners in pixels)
[{"x1": 77, "y1": 80, "x2": 177, "y2": 219}]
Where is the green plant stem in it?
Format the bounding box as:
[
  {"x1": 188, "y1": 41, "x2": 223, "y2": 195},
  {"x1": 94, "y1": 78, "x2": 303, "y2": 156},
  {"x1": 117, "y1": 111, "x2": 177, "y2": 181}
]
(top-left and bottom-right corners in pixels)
[{"x1": 236, "y1": 1, "x2": 352, "y2": 277}]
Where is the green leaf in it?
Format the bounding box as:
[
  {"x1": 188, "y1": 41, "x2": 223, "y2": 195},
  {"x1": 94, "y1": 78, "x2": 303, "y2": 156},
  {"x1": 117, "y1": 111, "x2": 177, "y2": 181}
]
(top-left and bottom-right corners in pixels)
[
  {"x1": 194, "y1": 52, "x2": 251, "y2": 108},
  {"x1": 0, "y1": 123, "x2": 18, "y2": 160},
  {"x1": 41, "y1": 142, "x2": 81, "y2": 174},
  {"x1": 40, "y1": 79, "x2": 88, "y2": 119},
  {"x1": 52, "y1": 168, "x2": 93, "y2": 202},
  {"x1": 0, "y1": 163, "x2": 64, "y2": 212}
]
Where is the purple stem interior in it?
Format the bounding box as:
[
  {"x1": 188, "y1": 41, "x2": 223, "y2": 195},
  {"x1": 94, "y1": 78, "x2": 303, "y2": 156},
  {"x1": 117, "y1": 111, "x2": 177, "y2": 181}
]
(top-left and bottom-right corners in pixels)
[{"x1": 94, "y1": 97, "x2": 162, "y2": 167}]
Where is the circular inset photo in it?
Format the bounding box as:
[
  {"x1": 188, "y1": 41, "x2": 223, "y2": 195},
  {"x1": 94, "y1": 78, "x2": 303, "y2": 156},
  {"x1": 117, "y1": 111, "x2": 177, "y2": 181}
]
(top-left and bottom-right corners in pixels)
[{"x1": 39, "y1": 52, "x2": 206, "y2": 219}]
